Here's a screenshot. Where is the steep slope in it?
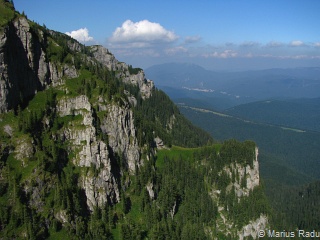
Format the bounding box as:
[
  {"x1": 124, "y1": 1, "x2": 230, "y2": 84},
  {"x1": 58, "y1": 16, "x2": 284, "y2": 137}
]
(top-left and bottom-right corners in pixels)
[{"x1": 0, "y1": 2, "x2": 269, "y2": 239}]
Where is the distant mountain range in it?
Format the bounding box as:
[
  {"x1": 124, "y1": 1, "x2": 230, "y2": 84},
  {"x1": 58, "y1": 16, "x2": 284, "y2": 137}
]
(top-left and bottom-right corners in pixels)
[{"x1": 145, "y1": 63, "x2": 320, "y2": 109}]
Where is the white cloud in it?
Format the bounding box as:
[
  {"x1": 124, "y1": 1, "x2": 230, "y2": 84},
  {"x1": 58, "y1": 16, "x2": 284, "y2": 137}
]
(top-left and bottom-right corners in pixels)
[
  {"x1": 109, "y1": 20, "x2": 178, "y2": 44},
  {"x1": 66, "y1": 28, "x2": 94, "y2": 43},
  {"x1": 112, "y1": 48, "x2": 160, "y2": 57},
  {"x1": 240, "y1": 41, "x2": 259, "y2": 47},
  {"x1": 165, "y1": 46, "x2": 188, "y2": 55},
  {"x1": 204, "y1": 49, "x2": 238, "y2": 58},
  {"x1": 314, "y1": 42, "x2": 320, "y2": 47},
  {"x1": 184, "y1": 35, "x2": 201, "y2": 44},
  {"x1": 290, "y1": 40, "x2": 304, "y2": 47}
]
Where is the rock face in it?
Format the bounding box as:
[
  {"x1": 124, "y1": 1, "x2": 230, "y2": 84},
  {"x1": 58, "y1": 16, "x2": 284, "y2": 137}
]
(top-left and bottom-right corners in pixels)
[
  {"x1": 239, "y1": 215, "x2": 268, "y2": 240},
  {"x1": 213, "y1": 148, "x2": 269, "y2": 239},
  {"x1": 224, "y1": 147, "x2": 260, "y2": 198},
  {"x1": 55, "y1": 94, "x2": 141, "y2": 209},
  {"x1": 101, "y1": 104, "x2": 140, "y2": 173},
  {"x1": 0, "y1": 16, "x2": 45, "y2": 112},
  {"x1": 90, "y1": 45, "x2": 154, "y2": 99},
  {"x1": 57, "y1": 95, "x2": 122, "y2": 210},
  {"x1": 0, "y1": 16, "x2": 79, "y2": 113}
]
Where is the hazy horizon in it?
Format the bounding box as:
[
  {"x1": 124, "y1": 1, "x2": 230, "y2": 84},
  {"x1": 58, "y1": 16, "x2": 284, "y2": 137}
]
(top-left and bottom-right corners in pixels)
[{"x1": 14, "y1": 0, "x2": 320, "y2": 71}]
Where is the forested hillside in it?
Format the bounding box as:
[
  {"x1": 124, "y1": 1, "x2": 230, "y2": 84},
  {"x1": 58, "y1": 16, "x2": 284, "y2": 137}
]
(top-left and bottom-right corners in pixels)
[
  {"x1": 178, "y1": 102, "x2": 320, "y2": 232},
  {"x1": 226, "y1": 98, "x2": 320, "y2": 132},
  {"x1": 0, "y1": 1, "x2": 270, "y2": 239}
]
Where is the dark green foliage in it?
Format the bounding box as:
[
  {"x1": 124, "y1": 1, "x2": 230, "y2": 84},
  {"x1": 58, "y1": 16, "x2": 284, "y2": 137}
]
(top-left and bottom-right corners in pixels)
[
  {"x1": 0, "y1": 0, "x2": 16, "y2": 28},
  {"x1": 219, "y1": 139, "x2": 256, "y2": 168},
  {"x1": 226, "y1": 98, "x2": 320, "y2": 132},
  {"x1": 128, "y1": 65, "x2": 142, "y2": 75},
  {"x1": 134, "y1": 88, "x2": 213, "y2": 148},
  {"x1": 179, "y1": 101, "x2": 320, "y2": 232},
  {"x1": 268, "y1": 180, "x2": 320, "y2": 231},
  {"x1": 179, "y1": 105, "x2": 320, "y2": 182}
]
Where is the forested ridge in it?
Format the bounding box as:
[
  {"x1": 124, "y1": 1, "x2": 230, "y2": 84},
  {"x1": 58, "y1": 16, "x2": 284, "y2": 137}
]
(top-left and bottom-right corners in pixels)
[{"x1": 178, "y1": 95, "x2": 320, "y2": 234}]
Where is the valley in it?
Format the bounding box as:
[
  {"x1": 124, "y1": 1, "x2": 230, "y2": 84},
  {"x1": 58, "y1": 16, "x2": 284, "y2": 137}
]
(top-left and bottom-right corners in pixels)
[{"x1": 146, "y1": 62, "x2": 320, "y2": 233}]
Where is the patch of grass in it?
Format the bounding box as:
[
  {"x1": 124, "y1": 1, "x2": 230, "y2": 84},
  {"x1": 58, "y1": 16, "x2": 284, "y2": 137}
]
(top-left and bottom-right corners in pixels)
[
  {"x1": 27, "y1": 91, "x2": 49, "y2": 113},
  {"x1": 125, "y1": 194, "x2": 145, "y2": 223},
  {"x1": 156, "y1": 144, "x2": 222, "y2": 168},
  {"x1": 156, "y1": 146, "x2": 196, "y2": 168},
  {"x1": 65, "y1": 69, "x2": 92, "y2": 96}
]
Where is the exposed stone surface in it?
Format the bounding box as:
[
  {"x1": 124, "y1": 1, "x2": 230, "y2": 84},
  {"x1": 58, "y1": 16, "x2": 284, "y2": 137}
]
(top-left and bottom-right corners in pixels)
[
  {"x1": 90, "y1": 45, "x2": 154, "y2": 99},
  {"x1": 212, "y1": 148, "x2": 268, "y2": 239},
  {"x1": 101, "y1": 104, "x2": 140, "y2": 173},
  {"x1": 57, "y1": 95, "x2": 120, "y2": 210},
  {"x1": 14, "y1": 136, "x2": 34, "y2": 166},
  {"x1": 154, "y1": 136, "x2": 165, "y2": 149},
  {"x1": 238, "y1": 215, "x2": 268, "y2": 240},
  {"x1": 3, "y1": 124, "x2": 12, "y2": 136},
  {"x1": 223, "y1": 147, "x2": 260, "y2": 198},
  {"x1": 0, "y1": 12, "x2": 268, "y2": 236},
  {"x1": 146, "y1": 182, "x2": 155, "y2": 200},
  {"x1": 0, "y1": 16, "x2": 79, "y2": 113}
]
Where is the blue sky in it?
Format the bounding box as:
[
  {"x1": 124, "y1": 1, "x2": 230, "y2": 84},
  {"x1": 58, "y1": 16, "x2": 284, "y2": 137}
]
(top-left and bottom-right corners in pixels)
[{"x1": 14, "y1": 0, "x2": 320, "y2": 71}]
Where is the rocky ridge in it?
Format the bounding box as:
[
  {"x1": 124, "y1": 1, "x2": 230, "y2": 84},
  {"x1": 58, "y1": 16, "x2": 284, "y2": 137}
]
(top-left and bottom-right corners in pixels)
[
  {"x1": 0, "y1": 16, "x2": 152, "y2": 113},
  {"x1": 90, "y1": 45, "x2": 154, "y2": 99},
  {"x1": 0, "y1": 12, "x2": 153, "y2": 211}
]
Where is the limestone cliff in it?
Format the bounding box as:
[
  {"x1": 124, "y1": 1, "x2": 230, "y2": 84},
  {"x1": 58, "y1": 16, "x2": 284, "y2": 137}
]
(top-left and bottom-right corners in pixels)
[
  {"x1": 0, "y1": 12, "x2": 152, "y2": 212},
  {"x1": 90, "y1": 45, "x2": 154, "y2": 99},
  {"x1": 211, "y1": 147, "x2": 269, "y2": 239}
]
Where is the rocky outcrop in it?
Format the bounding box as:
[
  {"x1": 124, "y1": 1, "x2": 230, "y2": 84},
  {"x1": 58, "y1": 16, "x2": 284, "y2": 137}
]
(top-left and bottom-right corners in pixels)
[
  {"x1": 14, "y1": 135, "x2": 34, "y2": 166},
  {"x1": 0, "y1": 16, "x2": 78, "y2": 113},
  {"x1": 55, "y1": 94, "x2": 141, "y2": 209},
  {"x1": 212, "y1": 147, "x2": 268, "y2": 239},
  {"x1": 1, "y1": 16, "x2": 43, "y2": 112},
  {"x1": 90, "y1": 45, "x2": 154, "y2": 99},
  {"x1": 57, "y1": 95, "x2": 120, "y2": 210},
  {"x1": 238, "y1": 215, "x2": 268, "y2": 240},
  {"x1": 101, "y1": 103, "x2": 140, "y2": 173},
  {"x1": 224, "y1": 147, "x2": 260, "y2": 198}
]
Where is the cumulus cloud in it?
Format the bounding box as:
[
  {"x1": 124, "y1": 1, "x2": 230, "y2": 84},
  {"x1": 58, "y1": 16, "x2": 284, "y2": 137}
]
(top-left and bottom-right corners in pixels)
[
  {"x1": 66, "y1": 28, "x2": 94, "y2": 43},
  {"x1": 109, "y1": 20, "x2": 178, "y2": 44},
  {"x1": 290, "y1": 40, "x2": 304, "y2": 47},
  {"x1": 204, "y1": 50, "x2": 238, "y2": 58}
]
